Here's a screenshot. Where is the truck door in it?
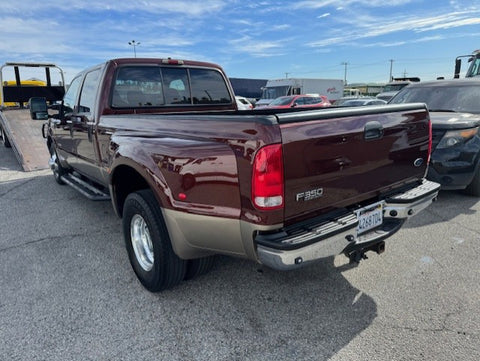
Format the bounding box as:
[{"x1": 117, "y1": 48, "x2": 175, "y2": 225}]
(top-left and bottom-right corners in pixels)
[
  {"x1": 69, "y1": 68, "x2": 103, "y2": 183},
  {"x1": 53, "y1": 75, "x2": 82, "y2": 165}
]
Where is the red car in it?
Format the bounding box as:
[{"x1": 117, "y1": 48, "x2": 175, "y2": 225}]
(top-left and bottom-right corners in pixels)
[{"x1": 259, "y1": 94, "x2": 331, "y2": 109}]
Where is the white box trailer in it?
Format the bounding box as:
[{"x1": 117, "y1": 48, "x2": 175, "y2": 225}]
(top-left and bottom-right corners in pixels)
[{"x1": 256, "y1": 78, "x2": 344, "y2": 107}]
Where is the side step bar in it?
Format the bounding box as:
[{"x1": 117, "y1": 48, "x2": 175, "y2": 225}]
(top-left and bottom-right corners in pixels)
[{"x1": 60, "y1": 173, "x2": 110, "y2": 201}]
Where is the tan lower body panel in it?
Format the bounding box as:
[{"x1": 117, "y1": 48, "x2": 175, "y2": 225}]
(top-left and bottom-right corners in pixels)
[{"x1": 161, "y1": 207, "x2": 280, "y2": 261}]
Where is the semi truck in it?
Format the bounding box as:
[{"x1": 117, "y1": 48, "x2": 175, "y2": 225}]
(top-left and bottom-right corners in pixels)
[
  {"x1": 454, "y1": 49, "x2": 480, "y2": 78},
  {"x1": 256, "y1": 78, "x2": 343, "y2": 107}
]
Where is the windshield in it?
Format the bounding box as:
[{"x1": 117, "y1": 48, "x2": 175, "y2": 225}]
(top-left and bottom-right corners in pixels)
[
  {"x1": 466, "y1": 57, "x2": 480, "y2": 77},
  {"x1": 389, "y1": 84, "x2": 480, "y2": 114},
  {"x1": 383, "y1": 83, "x2": 408, "y2": 92},
  {"x1": 261, "y1": 86, "x2": 290, "y2": 100},
  {"x1": 269, "y1": 96, "x2": 293, "y2": 106}
]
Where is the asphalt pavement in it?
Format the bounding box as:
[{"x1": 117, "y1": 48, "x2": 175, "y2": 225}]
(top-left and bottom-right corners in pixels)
[{"x1": 1, "y1": 143, "x2": 479, "y2": 361}]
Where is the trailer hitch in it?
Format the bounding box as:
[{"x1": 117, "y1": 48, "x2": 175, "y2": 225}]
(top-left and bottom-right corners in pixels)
[{"x1": 347, "y1": 241, "x2": 385, "y2": 264}]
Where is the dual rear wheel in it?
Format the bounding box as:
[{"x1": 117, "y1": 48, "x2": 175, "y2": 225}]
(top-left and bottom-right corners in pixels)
[{"x1": 123, "y1": 189, "x2": 215, "y2": 292}]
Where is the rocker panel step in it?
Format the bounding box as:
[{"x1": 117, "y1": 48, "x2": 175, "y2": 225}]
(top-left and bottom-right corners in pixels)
[{"x1": 61, "y1": 173, "x2": 110, "y2": 201}]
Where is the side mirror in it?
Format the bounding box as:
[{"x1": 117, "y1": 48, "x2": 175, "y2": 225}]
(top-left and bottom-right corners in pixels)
[
  {"x1": 29, "y1": 97, "x2": 48, "y2": 120},
  {"x1": 454, "y1": 58, "x2": 462, "y2": 79}
]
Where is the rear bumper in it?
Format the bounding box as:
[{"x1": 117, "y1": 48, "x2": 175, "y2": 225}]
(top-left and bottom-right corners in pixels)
[{"x1": 256, "y1": 179, "x2": 440, "y2": 271}]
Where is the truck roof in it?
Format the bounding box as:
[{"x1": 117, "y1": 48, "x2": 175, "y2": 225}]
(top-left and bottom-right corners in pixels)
[{"x1": 107, "y1": 58, "x2": 225, "y2": 70}]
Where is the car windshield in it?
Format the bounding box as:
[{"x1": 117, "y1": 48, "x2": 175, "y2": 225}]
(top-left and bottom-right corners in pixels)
[
  {"x1": 389, "y1": 84, "x2": 480, "y2": 114},
  {"x1": 270, "y1": 96, "x2": 293, "y2": 106},
  {"x1": 383, "y1": 83, "x2": 408, "y2": 92}
]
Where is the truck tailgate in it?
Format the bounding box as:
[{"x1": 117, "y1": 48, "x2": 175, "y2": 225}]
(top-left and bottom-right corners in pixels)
[{"x1": 278, "y1": 104, "x2": 430, "y2": 222}]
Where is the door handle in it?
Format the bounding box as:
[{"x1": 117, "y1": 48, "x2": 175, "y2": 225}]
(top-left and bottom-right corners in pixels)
[{"x1": 364, "y1": 121, "x2": 384, "y2": 141}]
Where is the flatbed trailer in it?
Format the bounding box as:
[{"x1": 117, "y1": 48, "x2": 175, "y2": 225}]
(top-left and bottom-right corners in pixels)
[
  {"x1": 0, "y1": 62, "x2": 65, "y2": 171},
  {"x1": 0, "y1": 108, "x2": 49, "y2": 171}
]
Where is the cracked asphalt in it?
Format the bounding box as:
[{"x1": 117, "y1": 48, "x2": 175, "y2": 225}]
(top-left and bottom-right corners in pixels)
[{"x1": 1, "y1": 144, "x2": 479, "y2": 361}]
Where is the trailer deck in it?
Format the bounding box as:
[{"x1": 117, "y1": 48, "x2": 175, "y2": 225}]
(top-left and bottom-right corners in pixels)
[
  {"x1": 0, "y1": 108, "x2": 49, "y2": 171},
  {"x1": 0, "y1": 62, "x2": 65, "y2": 172}
]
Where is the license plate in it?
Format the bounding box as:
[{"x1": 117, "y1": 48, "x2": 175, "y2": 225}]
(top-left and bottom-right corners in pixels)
[{"x1": 355, "y1": 202, "x2": 384, "y2": 235}]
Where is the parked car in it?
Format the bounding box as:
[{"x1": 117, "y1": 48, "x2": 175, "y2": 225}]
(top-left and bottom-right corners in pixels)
[
  {"x1": 235, "y1": 95, "x2": 254, "y2": 110},
  {"x1": 376, "y1": 77, "x2": 420, "y2": 101},
  {"x1": 389, "y1": 79, "x2": 480, "y2": 196},
  {"x1": 257, "y1": 94, "x2": 331, "y2": 109},
  {"x1": 340, "y1": 98, "x2": 387, "y2": 107}
]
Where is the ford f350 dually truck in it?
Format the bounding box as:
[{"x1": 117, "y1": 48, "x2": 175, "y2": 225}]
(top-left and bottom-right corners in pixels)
[{"x1": 29, "y1": 58, "x2": 440, "y2": 292}]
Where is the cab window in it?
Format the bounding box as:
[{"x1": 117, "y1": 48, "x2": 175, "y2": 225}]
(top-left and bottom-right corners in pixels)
[
  {"x1": 63, "y1": 76, "x2": 82, "y2": 113},
  {"x1": 78, "y1": 69, "x2": 101, "y2": 116}
]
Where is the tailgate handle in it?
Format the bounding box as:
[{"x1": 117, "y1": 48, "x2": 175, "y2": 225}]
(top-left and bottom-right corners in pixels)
[{"x1": 364, "y1": 121, "x2": 384, "y2": 140}]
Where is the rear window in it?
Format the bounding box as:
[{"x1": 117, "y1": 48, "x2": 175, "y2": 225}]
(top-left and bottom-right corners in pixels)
[
  {"x1": 390, "y1": 84, "x2": 480, "y2": 114},
  {"x1": 111, "y1": 65, "x2": 232, "y2": 108}
]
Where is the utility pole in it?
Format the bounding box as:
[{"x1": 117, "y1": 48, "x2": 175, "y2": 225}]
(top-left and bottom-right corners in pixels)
[
  {"x1": 285, "y1": 72, "x2": 290, "y2": 79},
  {"x1": 389, "y1": 59, "x2": 394, "y2": 82},
  {"x1": 341, "y1": 62, "x2": 348, "y2": 85},
  {"x1": 128, "y1": 40, "x2": 141, "y2": 58}
]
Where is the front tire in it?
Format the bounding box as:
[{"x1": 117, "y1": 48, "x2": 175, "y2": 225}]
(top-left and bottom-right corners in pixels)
[
  {"x1": 123, "y1": 189, "x2": 187, "y2": 292},
  {"x1": 49, "y1": 144, "x2": 66, "y2": 185},
  {"x1": 1, "y1": 126, "x2": 11, "y2": 148}
]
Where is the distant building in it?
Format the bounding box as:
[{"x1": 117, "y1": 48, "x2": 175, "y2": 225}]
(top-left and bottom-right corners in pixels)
[
  {"x1": 347, "y1": 83, "x2": 384, "y2": 96},
  {"x1": 229, "y1": 78, "x2": 268, "y2": 100}
]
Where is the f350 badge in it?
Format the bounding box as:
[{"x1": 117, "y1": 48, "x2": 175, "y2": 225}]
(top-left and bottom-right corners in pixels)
[{"x1": 296, "y1": 188, "x2": 324, "y2": 202}]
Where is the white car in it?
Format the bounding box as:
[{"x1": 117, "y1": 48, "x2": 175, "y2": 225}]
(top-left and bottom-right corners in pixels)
[{"x1": 235, "y1": 96, "x2": 254, "y2": 110}]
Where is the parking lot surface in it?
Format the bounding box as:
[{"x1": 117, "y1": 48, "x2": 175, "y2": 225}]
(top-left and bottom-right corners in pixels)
[{"x1": 1, "y1": 144, "x2": 479, "y2": 361}]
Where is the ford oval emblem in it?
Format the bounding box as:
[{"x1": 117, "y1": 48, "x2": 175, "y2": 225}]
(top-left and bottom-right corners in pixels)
[{"x1": 414, "y1": 158, "x2": 424, "y2": 167}]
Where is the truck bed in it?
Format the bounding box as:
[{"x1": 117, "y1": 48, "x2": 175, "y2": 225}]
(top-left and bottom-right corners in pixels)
[{"x1": 0, "y1": 108, "x2": 49, "y2": 171}]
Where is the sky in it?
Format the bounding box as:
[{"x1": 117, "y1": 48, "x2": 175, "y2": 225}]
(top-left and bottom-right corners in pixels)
[{"x1": 1, "y1": 0, "x2": 479, "y2": 85}]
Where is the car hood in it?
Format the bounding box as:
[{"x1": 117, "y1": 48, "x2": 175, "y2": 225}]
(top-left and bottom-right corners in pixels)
[{"x1": 430, "y1": 111, "x2": 480, "y2": 130}]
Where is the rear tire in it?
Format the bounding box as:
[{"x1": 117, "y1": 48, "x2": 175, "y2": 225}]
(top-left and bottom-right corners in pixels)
[
  {"x1": 464, "y1": 162, "x2": 480, "y2": 196},
  {"x1": 123, "y1": 189, "x2": 187, "y2": 292},
  {"x1": 184, "y1": 256, "x2": 216, "y2": 280}
]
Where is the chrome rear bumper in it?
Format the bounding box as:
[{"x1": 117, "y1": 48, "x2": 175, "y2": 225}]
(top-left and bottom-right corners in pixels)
[{"x1": 256, "y1": 180, "x2": 440, "y2": 271}]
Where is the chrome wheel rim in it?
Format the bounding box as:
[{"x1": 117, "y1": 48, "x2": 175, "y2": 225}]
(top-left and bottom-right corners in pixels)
[{"x1": 130, "y1": 214, "x2": 154, "y2": 271}]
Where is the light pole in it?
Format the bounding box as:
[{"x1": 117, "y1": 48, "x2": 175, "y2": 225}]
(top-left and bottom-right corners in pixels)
[
  {"x1": 128, "y1": 40, "x2": 141, "y2": 58},
  {"x1": 341, "y1": 62, "x2": 349, "y2": 86},
  {"x1": 389, "y1": 59, "x2": 394, "y2": 82}
]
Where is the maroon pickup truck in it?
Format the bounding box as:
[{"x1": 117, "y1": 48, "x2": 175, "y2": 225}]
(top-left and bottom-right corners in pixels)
[{"x1": 30, "y1": 58, "x2": 440, "y2": 292}]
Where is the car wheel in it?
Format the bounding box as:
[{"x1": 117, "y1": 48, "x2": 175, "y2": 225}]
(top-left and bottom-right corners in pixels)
[
  {"x1": 184, "y1": 256, "x2": 216, "y2": 280},
  {"x1": 1, "y1": 126, "x2": 11, "y2": 148},
  {"x1": 464, "y1": 162, "x2": 480, "y2": 197},
  {"x1": 50, "y1": 144, "x2": 66, "y2": 185},
  {"x1": 123, "y1": 189, "x2": 187, "y2": 292}
]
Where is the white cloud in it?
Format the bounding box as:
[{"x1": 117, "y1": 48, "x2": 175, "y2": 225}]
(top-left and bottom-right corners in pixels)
[
  {"x1": 318, "y1": 13, "x2": 331, "y2": 18},
  {"x1": 308, "y1": 11, "x2": 480, "y2": 47},
  {"x1": 229, "y1": 36, "x2": 285, "y2": 57},
  {"x1": 293, "y1": 0, "x2": 414, "y2": 10},
  {"x1": 3, "y1": 0, "x2": 226, "y2": 17}
]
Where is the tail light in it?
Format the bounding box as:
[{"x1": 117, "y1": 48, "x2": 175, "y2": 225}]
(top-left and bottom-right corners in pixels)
[{"x1": 252, "y1": 144, "x2": 284, "y2": 210}]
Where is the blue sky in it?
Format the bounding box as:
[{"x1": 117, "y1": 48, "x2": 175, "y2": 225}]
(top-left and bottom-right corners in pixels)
[{"x1": 1, "y1": 0, "x2": 479, "y2": 84}]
